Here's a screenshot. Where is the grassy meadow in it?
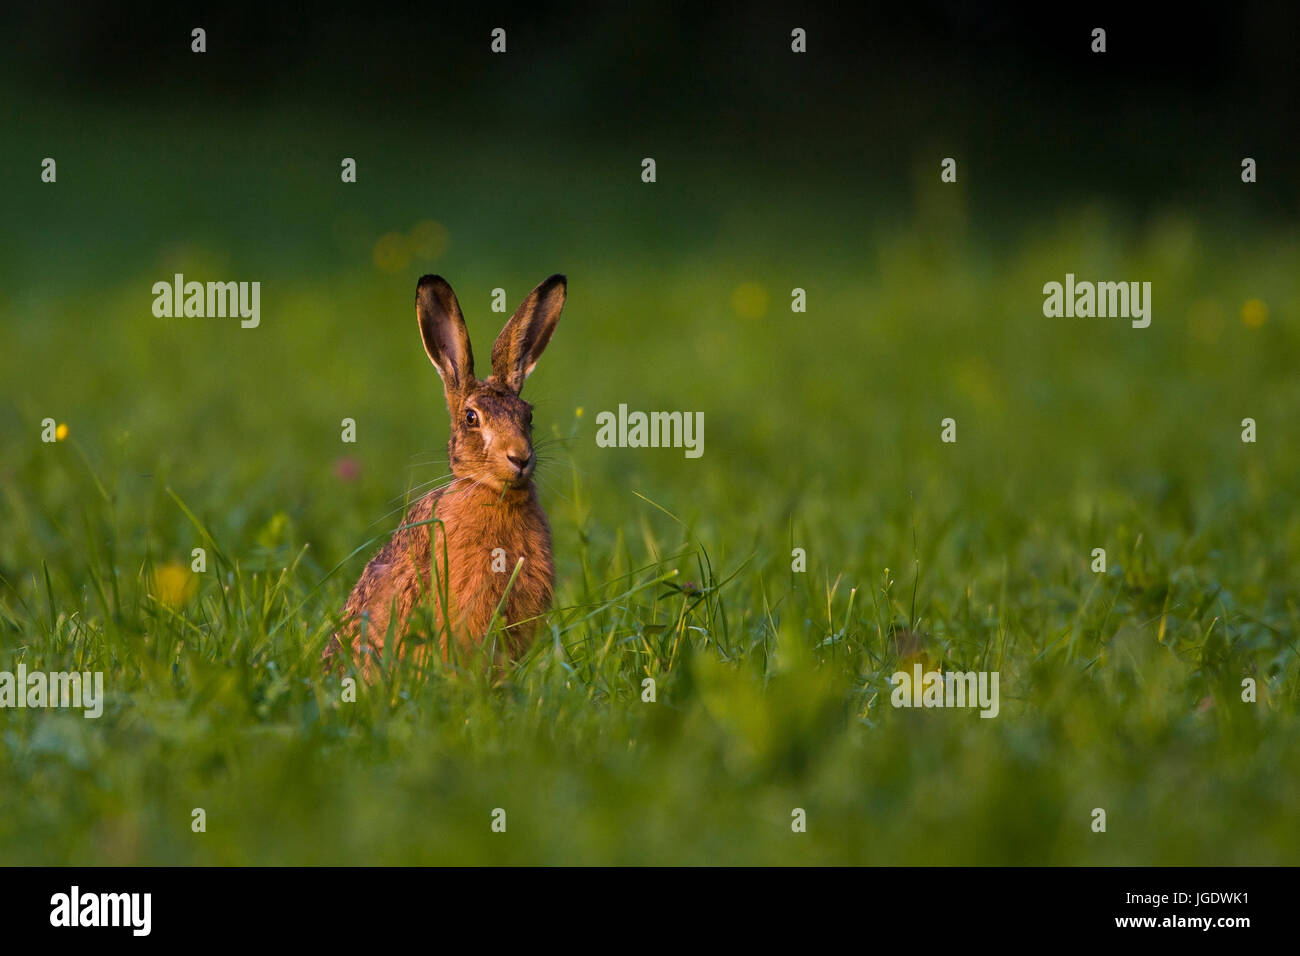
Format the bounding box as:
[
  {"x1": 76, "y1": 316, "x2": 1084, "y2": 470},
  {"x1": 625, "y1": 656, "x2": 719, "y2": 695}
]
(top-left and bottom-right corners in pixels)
[{"x1": 2, "y1": 102, "x2": 1299, "y2": 864}]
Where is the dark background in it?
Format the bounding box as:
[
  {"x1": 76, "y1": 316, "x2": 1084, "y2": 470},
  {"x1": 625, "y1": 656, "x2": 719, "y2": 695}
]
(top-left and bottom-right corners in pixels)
[{"x1": 5, "y1": 1, "x2": 1298, "y2": 213}]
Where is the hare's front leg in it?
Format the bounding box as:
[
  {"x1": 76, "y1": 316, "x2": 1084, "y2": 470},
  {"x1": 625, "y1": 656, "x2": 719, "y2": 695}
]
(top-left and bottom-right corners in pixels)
[{"x1": 327, "y1": 493, "x2": 440, "y2": 675}]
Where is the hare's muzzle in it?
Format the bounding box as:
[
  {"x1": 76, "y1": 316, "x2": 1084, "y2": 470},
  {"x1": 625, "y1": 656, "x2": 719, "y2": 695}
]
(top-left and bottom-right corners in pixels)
[{"x1": 506, "y1": 448, "x2": 534, "y2": 482}]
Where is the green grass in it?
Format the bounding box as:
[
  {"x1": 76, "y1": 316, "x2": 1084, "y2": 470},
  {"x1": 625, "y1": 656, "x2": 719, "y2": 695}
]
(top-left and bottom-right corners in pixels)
[{"x1": 2, "y1": 107, "x2": 1298, "y2": 864}]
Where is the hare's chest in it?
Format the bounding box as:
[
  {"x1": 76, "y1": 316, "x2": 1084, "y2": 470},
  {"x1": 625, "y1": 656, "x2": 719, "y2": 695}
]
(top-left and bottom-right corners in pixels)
[{"x1": 435, "y1": 498, "x2": 555, "y2": 637}]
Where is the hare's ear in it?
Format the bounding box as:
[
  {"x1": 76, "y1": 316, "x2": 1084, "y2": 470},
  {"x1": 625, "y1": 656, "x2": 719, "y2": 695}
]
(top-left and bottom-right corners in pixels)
[
  {"x1": 416, "y1": 275, "x2": 475, "y2": 403},
  {"x1": 491, "y1": 274, "x2": 566, "y2": 394}
]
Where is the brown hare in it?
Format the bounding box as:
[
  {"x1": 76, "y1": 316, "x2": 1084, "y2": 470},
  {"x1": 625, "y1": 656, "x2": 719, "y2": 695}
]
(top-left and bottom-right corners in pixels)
[{"x1": 323, "y1": 274, "x2": 566, "y2": 678}]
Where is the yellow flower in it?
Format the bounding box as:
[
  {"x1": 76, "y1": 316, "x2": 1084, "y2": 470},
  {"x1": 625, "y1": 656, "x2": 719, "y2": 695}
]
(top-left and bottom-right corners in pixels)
[
  {"x1": 575, "y1": 407, "x2": 584, "y2": 419},
  {"x1": 152, "y1": 561, "x2": 197, "y2": 608},
  {"x1": 55, "y1": 423, "x2": 69, "y2": 441},
  {"x1": 1241, "y1": 298, "x2": 1268, "y2": 329}
]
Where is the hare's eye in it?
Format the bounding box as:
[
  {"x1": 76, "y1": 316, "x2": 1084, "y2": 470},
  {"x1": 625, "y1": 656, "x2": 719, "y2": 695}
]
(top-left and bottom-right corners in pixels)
[{"x1": 465, "y1": 408, "x2": 479, "y2": 427}]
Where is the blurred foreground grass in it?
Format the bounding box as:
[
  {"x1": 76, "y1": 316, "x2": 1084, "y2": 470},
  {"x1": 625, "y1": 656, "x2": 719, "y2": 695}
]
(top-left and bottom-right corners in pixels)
[{"x1": 1, "y1": 107, "x2": 1298, "y2": 863}]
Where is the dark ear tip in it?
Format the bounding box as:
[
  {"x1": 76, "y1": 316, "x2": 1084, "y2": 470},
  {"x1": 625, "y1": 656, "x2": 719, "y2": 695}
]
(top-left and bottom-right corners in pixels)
[
  {"x1": 546, "y1": 274, "x2": 567, "y2": 289},
  {"x1": 421, "y1": 273, "x2": 452, "y2": 295},
  {"x1": 416, "y1": 275, "x2": 456, "y2": 309}
]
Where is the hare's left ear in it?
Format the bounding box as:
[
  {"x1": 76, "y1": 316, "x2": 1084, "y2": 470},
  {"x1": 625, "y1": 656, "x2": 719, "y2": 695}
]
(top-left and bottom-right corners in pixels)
[{"x1": 491, "y1": 274, "x2": 566, "y2": 394}]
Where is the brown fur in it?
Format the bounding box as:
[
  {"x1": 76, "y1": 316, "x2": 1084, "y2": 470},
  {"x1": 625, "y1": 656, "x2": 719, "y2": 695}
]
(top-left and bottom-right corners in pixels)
[{"x1": 323, "y1": 274, "x2": 566, "y2": 679}]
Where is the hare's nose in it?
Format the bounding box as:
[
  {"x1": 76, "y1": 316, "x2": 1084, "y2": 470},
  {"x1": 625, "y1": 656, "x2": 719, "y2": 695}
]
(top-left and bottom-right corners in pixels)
[{"x1": 507, "y1": 450, "x2": 532, "y2": 472}]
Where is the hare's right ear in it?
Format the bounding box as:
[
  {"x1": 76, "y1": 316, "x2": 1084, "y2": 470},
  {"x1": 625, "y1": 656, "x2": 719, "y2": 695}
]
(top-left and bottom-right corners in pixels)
[{"x1": 416, "y1": 275, "x2": 475, "y2": 404}]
